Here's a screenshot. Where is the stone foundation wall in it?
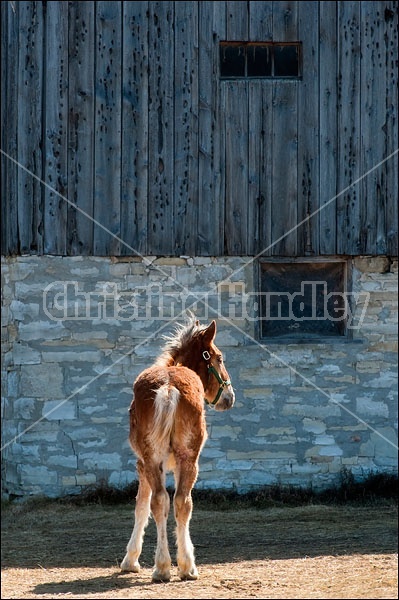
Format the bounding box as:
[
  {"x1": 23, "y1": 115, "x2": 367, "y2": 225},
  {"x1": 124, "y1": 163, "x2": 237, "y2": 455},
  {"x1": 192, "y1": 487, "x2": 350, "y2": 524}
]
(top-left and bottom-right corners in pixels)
[{"x1": 1, "y1": 255, "x2": 397, "y2": 498}]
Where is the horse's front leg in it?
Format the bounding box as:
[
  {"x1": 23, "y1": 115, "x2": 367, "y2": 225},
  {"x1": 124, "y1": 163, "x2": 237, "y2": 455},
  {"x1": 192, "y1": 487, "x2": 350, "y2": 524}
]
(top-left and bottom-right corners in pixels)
[
  {"x1": 121, "y1": 460, "x2": 151, "y2": 573},
  {"x1": 173, "y1": 460, "x2": 199, "y2": 580}
]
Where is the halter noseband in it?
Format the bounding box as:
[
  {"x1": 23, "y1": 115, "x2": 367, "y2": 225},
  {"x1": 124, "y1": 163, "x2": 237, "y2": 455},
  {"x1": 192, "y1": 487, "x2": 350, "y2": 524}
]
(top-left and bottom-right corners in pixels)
[{"x1": 202, "y1": 350, "x2": 231, "y2": 406}]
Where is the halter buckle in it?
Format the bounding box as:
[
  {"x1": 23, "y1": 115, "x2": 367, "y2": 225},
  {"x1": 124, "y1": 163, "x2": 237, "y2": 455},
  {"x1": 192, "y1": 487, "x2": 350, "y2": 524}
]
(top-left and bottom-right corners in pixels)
[{"x1": 202, "y1": 350, "x2": 211, "y2": 361}]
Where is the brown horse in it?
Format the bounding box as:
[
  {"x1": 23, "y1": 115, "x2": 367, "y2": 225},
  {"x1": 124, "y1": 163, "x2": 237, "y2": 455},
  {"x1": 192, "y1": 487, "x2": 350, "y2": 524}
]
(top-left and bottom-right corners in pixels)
[{"x1": 120, "y1": 314, "x2": 235, "y2": 582}]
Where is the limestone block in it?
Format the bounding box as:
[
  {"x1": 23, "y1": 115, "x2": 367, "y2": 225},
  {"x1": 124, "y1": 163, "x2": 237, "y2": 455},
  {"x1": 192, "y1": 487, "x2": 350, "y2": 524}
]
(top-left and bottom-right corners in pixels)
[
  {"x1": 19, "y1": 465, "x2": 58, "y2": 485},
  {"x1": 47, "y1": 454, "x2": 78, "y2": 468},
  {"x1": 21, "y1": 363, "x2": 64, "y2": 398},
  {"x1": 354, "y1": 256, "x2": 390, "y2": 273},
  {"x1": 13, "y1": 343, "x2": 41, "y2": 365},
  {"x1": 79, "y1": 451, "x2": 122, "y2": 470},
  {"x1": 42, "y1": 400, "x2": 76, "y2": 420}
]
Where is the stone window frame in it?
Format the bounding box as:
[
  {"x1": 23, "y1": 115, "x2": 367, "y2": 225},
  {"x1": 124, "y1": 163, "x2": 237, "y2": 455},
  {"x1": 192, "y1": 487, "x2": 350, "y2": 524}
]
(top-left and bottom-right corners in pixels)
[{"x1": 257, "y1": 257, "x2": 353, "y2": 342}]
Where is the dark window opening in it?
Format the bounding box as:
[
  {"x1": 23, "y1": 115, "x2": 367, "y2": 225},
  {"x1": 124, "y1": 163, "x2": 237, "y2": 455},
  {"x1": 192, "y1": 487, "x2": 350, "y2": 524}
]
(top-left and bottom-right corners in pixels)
[
  {"x1": 274, "y1": 44, "x2": 300, "y2": 77},
  {"x1": 220, "y1": 45, "x2": 246, "y2": 77},
  {"x1": 259, "y1": 260, "x2": 349, "y2": 339},
  {"x1": 220, "y1": 42, "x2": 301, "y2": 79},
  {"x1": 247, "y1": 45, "x2": 272, "y2": 77}
]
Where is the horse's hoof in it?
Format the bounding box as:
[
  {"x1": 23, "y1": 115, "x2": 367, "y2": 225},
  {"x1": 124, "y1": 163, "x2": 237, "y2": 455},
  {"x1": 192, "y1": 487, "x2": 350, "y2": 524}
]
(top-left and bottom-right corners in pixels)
[
  {"x1": 179, "y1": 568, "x2": 199, "y2": 581},
  {"x1": 120, "y1": 556, "x2": 140, "y2": 573},
  {"x1": 152, "y1": 569, "x2": 171, "y2": 583}
]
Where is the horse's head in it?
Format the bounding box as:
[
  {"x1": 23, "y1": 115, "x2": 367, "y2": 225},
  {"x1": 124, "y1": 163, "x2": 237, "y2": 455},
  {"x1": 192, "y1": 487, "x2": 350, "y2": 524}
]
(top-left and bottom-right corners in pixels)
[
  {"x1": 158, "y1": 314, "x2": 235, "y2": 410},
  {"x1": 198, "y1": 320, "x2": 235, "y2": 411}
]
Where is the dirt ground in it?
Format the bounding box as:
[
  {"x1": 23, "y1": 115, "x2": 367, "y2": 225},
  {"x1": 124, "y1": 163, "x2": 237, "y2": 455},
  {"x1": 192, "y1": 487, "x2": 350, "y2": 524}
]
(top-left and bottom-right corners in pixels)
[{"x1": 1, "y1": 500, "x2": 397, "y2": 599}]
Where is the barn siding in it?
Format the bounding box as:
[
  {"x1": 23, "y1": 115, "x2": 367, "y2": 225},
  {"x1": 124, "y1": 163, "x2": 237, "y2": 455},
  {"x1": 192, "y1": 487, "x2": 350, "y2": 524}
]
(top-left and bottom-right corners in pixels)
[{"x1": 1, "y1": 0, "x2": 398, "y2": 257}]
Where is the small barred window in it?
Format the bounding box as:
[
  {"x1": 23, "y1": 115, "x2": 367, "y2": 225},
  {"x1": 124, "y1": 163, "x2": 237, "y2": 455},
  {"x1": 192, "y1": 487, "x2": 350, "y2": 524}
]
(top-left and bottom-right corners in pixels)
[{"x1": 220, "y1": 42, "x2": 301, "y2": 79}]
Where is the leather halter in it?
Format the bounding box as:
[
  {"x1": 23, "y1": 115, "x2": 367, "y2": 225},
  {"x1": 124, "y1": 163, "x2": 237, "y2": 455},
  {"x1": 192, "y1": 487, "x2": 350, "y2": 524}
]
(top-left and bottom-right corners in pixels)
[{"x1": 202, "y1": 350, "x2": 231, "y2": 406}]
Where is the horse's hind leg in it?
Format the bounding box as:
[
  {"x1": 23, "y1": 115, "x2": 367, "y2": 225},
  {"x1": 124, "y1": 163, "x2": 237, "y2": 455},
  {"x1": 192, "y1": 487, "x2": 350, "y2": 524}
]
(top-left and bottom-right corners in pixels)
[
  {"x1": 173, "y1": 459, "x2": 199, "y2": 580},
  {"x1": 120, "y1": 460, "x2": 151, "y2": 573},
  {"x1": 147, "y1": 462, "x2": 172, "y2": 582}
]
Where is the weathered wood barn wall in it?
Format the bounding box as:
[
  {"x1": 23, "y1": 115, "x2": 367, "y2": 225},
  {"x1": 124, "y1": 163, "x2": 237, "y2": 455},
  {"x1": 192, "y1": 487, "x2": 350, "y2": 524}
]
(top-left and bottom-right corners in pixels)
[{"x1": 1, "y1": 0, "x2": 398, "y2": 258}]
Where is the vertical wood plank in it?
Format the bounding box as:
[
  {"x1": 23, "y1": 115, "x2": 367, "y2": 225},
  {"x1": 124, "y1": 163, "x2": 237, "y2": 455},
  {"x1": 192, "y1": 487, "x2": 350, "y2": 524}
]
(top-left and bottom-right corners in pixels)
[
  {"x1": 147, "y1": 1, "x2": 175, "y2": 255},
  {"x1": 198, "y1": 1, "x2": 226, "y2": 256},
  {"x1": 385, "y1": 1, "x2": 398, "y2": 256},
  {"x1": 226, "y1": 1, "x2": 249, "y2": 40},
  {"x1": 249, "y1": 1, "x2": 273, "y2": 41},
  {"x1": 271, "y1": 1, "x2": 298, "y2": 256},
  {"x1": 248, "y1": 81, "x2": 262, "y2": 255},
  {"x1": 223, "y1": 1, "x2": 249, "y2": 254},
  {"x1": 224, "y1": 80, "x2": 249, "y2": 255},
  {"x1": 360, "y1": 1, "x2": 386, "y2": 254},
  {"x1": 67, "y1": 1, "x2": 95, "y2": 255},
  {"x1": 297, "y1": 1, "x2": 319, "y2": 256},
  {"x1": 319, "y1": 1, "x2": 338, "y2": 255},
  {"x1": 270, "y1": 82, "x2": 298, "y2": 255},
  {"x1": 336, "y1": 1, "x2": 361, "y2": 255},
  {"x1": 212, "y1": 0, "x2": 227, "y2": 256},
  {"x1": 248, "y1": 3, "x2": 273, "y2": 255},
  {"x1": 121, "y1": 1, "x2": 149, "y2": 256},
  {"x1": 174, "y1": 1, "x2": 199, "y2": 255},
  {"x1": 17, "y1": 1, "x2": 44, "y2": 254},
  {"x1": 272, "y1": 0, "x2": 298, "y2": 41},
  {"x1": 377, "y1": 2, "x2": 399, "y2": 256},
  {"x1": 253, "y1": 81, "x2": 273, "y2": 256},
  {"x1": 43, "y1": 1, "x2": 69, "y2": 255},
  {"x1": 94, "y1": 1, "x2": 122, "y2": 256},
  {"x1": 1, "y1": 0, "x2": 19, "y2": 255}
]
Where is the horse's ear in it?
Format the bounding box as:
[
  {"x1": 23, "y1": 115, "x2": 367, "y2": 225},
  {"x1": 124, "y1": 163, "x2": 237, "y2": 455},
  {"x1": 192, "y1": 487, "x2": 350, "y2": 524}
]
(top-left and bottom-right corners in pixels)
[
  {"x1": 195, "y1": 320, "x2": 200, "y2": 326},
  {"x1": 202, "y1": 320, "x2": 216, "y2": 345}
]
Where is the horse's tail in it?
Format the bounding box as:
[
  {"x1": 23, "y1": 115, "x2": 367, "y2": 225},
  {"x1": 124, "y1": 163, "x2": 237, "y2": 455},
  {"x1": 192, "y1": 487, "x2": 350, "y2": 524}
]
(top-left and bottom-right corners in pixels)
[{"x1": 151, "y1": 383, "x2": 179, "y2": 450}]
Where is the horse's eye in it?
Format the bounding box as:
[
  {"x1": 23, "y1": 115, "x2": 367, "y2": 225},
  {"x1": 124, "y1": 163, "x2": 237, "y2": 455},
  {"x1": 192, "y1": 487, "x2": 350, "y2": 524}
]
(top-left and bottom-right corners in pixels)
[{"x1": 216, "y1": 355, "x2": 223, "y2": 364}]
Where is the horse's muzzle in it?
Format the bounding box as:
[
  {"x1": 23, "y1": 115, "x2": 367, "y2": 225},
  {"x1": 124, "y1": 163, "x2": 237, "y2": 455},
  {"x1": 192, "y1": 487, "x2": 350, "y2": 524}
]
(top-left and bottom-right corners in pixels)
[{"x1": 214, "y1": 386, "x2": 235, "y2": 411}]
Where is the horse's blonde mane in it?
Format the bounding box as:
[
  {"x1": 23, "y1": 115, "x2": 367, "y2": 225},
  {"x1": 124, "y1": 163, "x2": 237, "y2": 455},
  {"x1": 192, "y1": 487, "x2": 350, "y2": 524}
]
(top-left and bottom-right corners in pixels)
[{"x1": 155, "y1": 312, "x2": 207, "y2": 366}]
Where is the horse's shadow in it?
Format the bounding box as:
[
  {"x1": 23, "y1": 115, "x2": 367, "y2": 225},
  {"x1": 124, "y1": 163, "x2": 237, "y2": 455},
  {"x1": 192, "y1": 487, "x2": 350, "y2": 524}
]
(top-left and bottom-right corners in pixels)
[{"x1": 33, "y1": 570, "x2": 187, "y2": 596}]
